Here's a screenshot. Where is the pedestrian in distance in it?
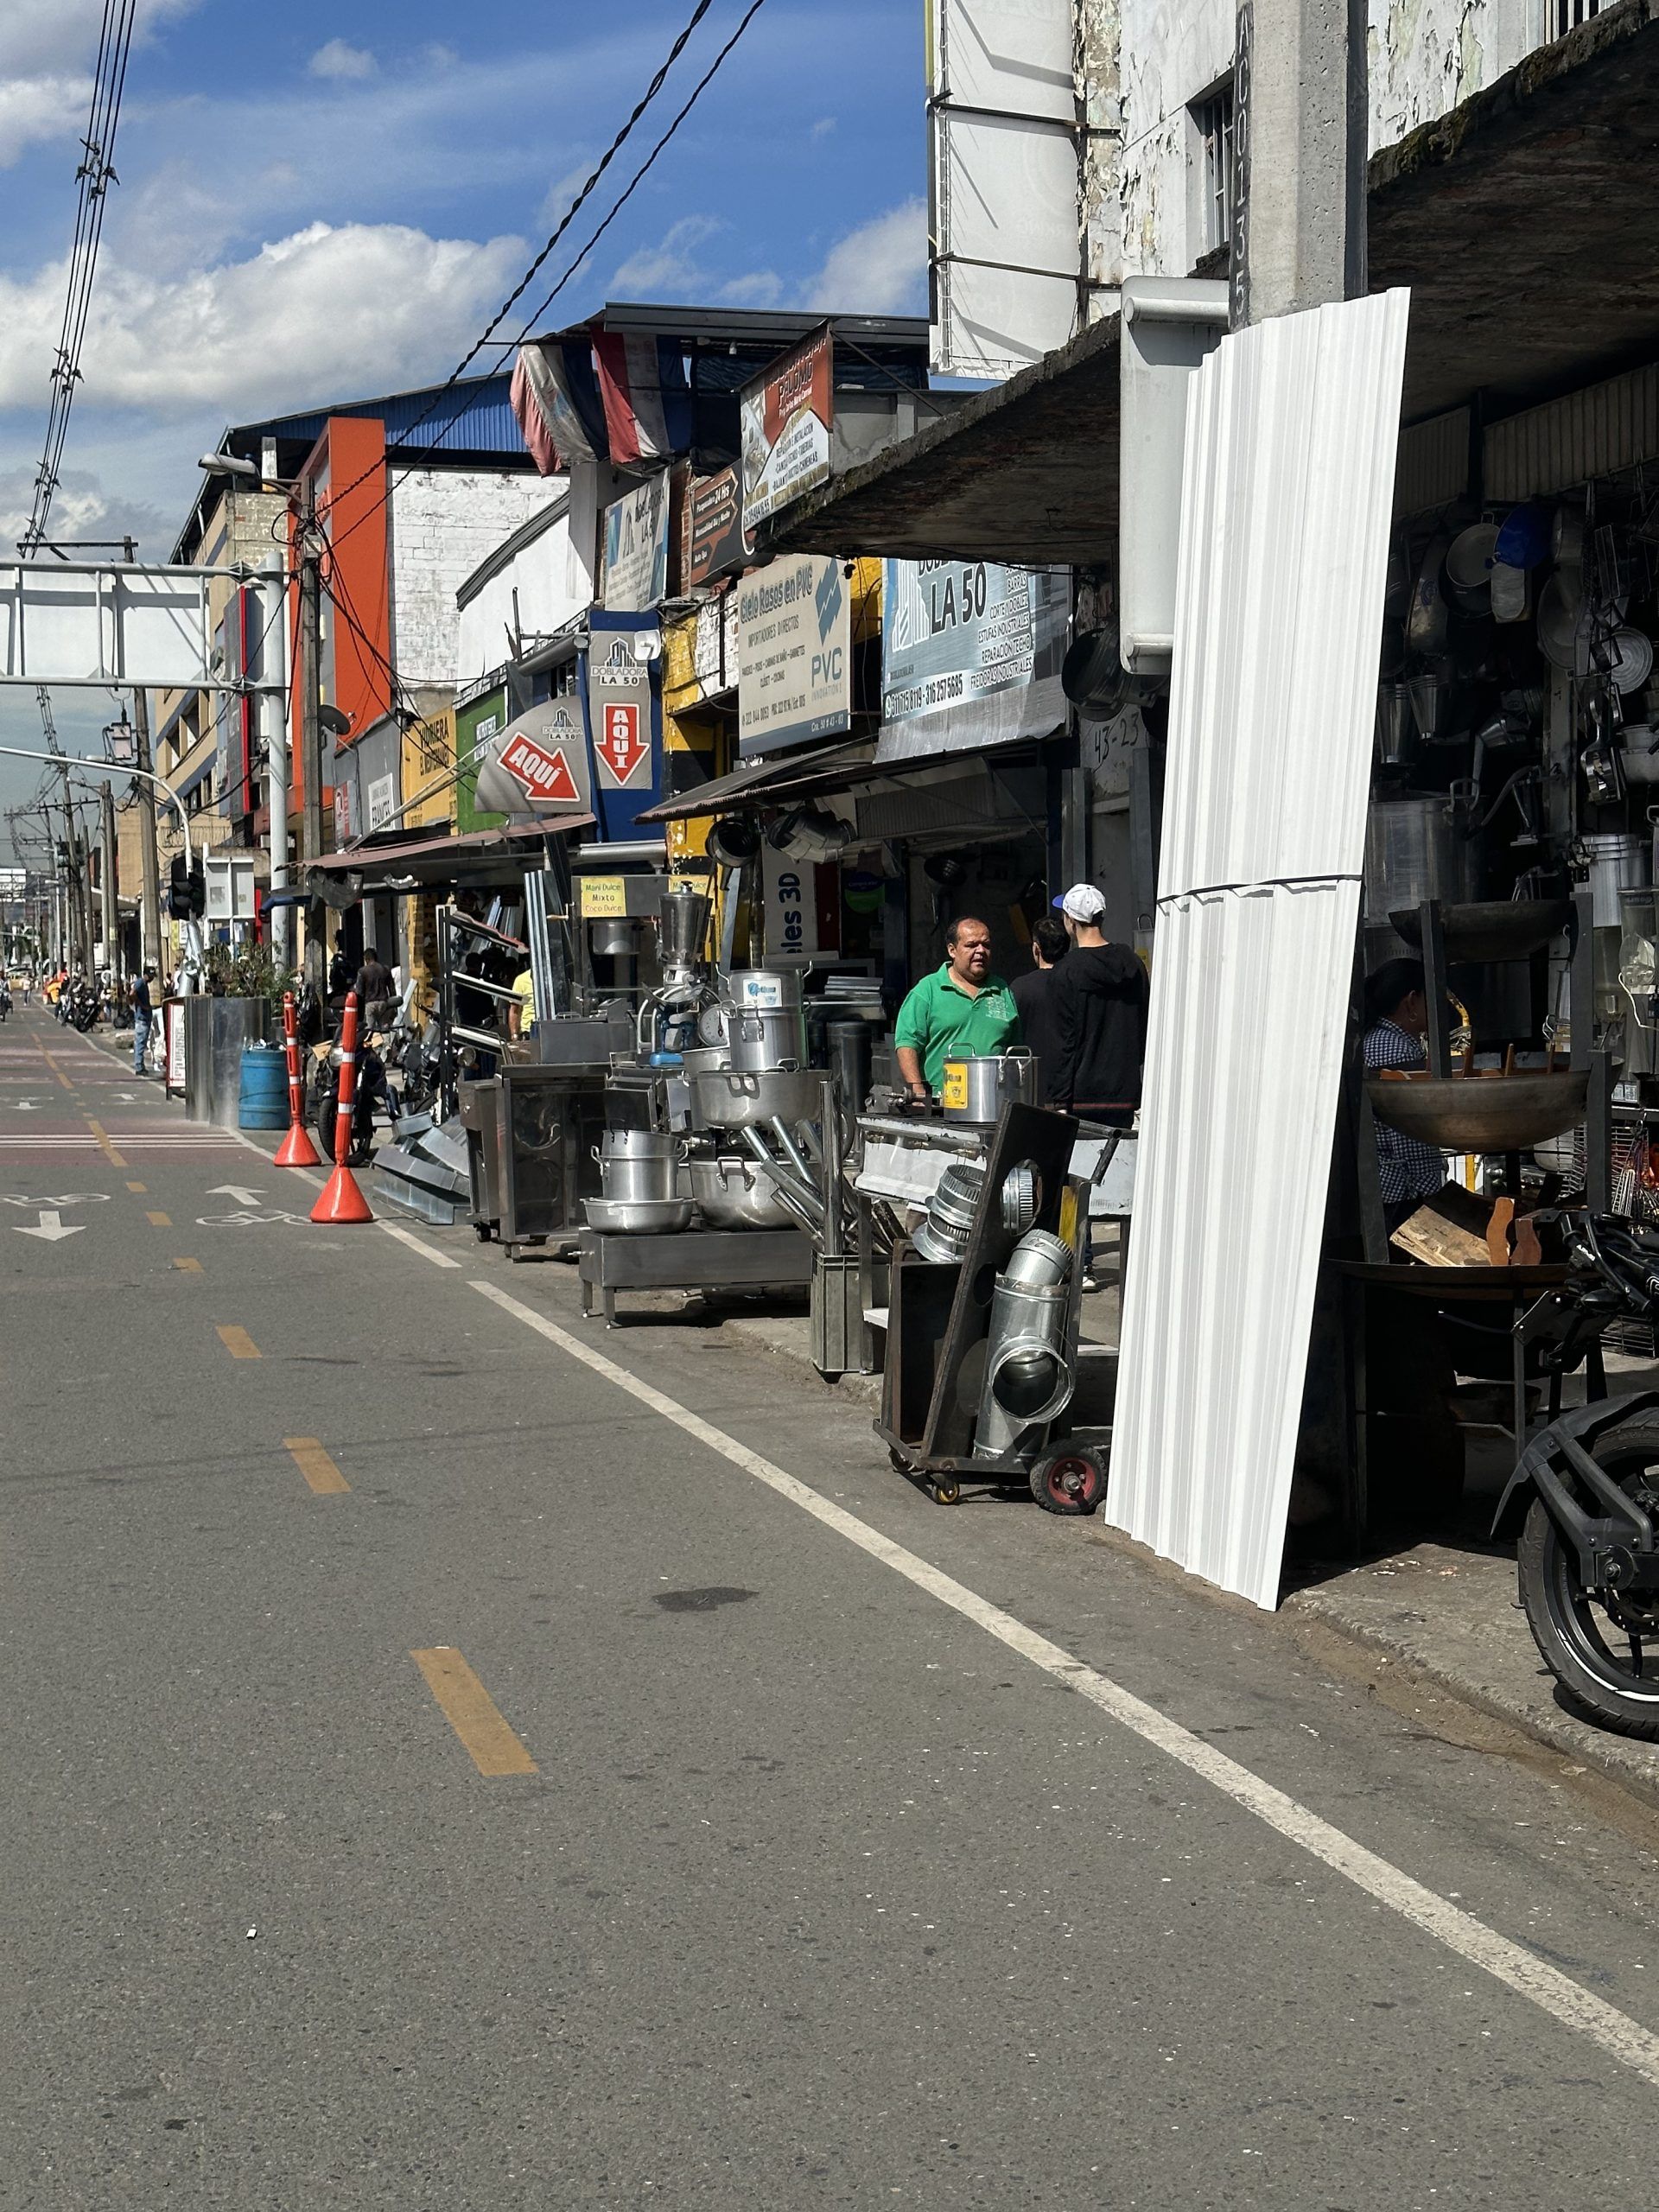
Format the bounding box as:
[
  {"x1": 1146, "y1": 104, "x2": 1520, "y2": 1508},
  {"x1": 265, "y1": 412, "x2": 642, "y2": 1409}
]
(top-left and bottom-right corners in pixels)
[
  {"x1": 1046, "y1": 885, "x2": 1147, "y2": 1128},
  {"x1": 1011, "y1": 914, "x2": 1069, "y2": 1103},
  {"x1": 131, "y1": 966, "x2": 157, "y2": 1077},
  {"x1": 353, "y1": 944, "x2": 396, "y2": 1031},
  {"x1": 893, "y1": 914, "x2": 1021, "y2": 1103}
]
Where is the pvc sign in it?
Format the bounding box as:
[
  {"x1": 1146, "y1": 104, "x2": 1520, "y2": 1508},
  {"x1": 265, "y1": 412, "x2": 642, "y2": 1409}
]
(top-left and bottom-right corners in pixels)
[{"x1": 737, "y1": 554, "x2": 852, "y2": 758}]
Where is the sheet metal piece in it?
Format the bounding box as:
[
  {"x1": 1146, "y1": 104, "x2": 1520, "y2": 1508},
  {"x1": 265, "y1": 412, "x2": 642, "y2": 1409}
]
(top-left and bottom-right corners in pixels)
[{"x1": 1108, "y1": 290, "x2": 1410, "y2": 1611}]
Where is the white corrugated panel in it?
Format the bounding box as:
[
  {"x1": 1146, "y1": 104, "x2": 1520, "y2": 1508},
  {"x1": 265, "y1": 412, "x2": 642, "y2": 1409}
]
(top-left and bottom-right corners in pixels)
[
  {"x1": 1484, "y1": 362, "x2": 1659, "y2": 504},
  {"x1": 1158, "y1": 294, "x2": 1410, "y2": 898},
  {"x1": 1108, "y1": 290, "x2": 1410, "y2": 1611}
]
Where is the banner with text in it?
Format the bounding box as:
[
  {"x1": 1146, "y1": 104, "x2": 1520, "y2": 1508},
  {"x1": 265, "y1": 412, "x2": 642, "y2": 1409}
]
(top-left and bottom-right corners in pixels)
[
  {"x1": 877, "y1": 560, "x2": 1069, "y2": 761},
  {"x1": 741, "y1": 327, "x2": 833, "y2": 531},
  {"x1": 738, "y1": 554, "x2": 852, "y2": 758},
  {"x1": 602, "y1": 474, "x2": 671, "y2": 611}
]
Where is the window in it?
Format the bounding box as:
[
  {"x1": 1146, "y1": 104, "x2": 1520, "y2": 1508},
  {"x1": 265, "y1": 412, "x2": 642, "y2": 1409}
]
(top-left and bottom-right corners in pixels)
[
  {"x1": 1193, "y1": 85, "x2": 1236, "y2": 255},
  {"x1": 1554, "y1": 0, "x2": 1605, "y2": 32}
]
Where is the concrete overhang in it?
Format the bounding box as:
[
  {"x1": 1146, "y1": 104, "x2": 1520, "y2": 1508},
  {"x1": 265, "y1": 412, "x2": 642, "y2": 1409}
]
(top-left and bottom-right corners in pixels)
[{"x1": 764, "y1": 0, "x2": 1659, "y2": 567}]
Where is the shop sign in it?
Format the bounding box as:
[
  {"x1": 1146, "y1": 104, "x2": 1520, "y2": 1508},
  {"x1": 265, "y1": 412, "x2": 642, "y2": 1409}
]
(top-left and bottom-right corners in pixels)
[
  {"x1": 475, "y1": 702, "x2": 592, "y2": 818},
  {"x1": 693, "y1": 597, "x2": 724, "y2": 691},
  {"x1": 602, "y1": 474, "x2": 671, "y2": 611},
  {"x1": 365, "y1": 773, "x2": 397, "y2": 833},
  {"x1": 580, "y1": 875, "x2": 628, "y2": 918},
  {"x1": 585, "y1": 631, "x2": 656, "y2": 790},
  {"x1": 878, "y1": 561, "x2": 1069, "y2": 762},
  {"x1": 683, "y1": 465, "x2": 751, "y2": 587},
  {"x1": 760, "y1": 845, "x2": 834, "y2": 965},
  {"x1": 737, "y1": 554, "x2": 852, "y2": 759},
  {"x1": 334, "y1": 778, "x2": 355, "y2": 843},
  {"x1": 741, "y1": 327, "x2": 834, "y2": 530}
]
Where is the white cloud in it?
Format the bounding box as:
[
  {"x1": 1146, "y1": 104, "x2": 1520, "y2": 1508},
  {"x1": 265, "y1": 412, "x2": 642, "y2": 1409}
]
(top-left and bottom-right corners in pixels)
[
  {"x1": 609, "y1": 215, "x2": 724, "y2": 300},
  {"x1": 0, "y1": 219, "x2": 527, "y2": 420},
  {"x1": 0, "y1": 71, "x2": 92, "y2": 168},
  {"x1": 810, "y1": 117, "x2": 836, "y2": 141},
  {"x1": 0, "y1": 1, "x2": 200, "y2": 163},
  {"x1": 308, "y1": 39, "x2": 377, "y2": 81},
  {"x1": 719, "y1": 270, "x2": 784, "y2": 309},
  {"x1": 0, "y1": 463, "x2": 165, "y2": 558},
  {"x1": 802, "y1": 199, "x2": 927, "y2": 315}
]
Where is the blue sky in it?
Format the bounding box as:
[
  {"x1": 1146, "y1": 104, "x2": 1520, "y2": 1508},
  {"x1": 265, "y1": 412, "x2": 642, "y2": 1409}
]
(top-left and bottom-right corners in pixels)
[{"x1": 0, "y1": 0, "x2": 925, "y2": 803}]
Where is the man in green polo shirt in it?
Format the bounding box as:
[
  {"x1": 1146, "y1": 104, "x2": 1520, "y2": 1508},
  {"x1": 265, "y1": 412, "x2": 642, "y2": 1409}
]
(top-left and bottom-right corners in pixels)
[{"x1": 893, "y1": 914, "x2": 1021, "y2": 1100}]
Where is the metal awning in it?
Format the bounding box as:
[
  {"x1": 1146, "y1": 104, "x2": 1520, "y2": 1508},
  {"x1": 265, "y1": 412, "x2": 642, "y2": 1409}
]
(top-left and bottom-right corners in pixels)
[
  {"x1": 306, "y1": 816, "x2": 594, "y2": 892},
  {"x1": 637, "y1": 739, "x2": 876, "y2": 824},
  {"x1": 764, "y1": 2, "x2": 1659, "y2": 566}
]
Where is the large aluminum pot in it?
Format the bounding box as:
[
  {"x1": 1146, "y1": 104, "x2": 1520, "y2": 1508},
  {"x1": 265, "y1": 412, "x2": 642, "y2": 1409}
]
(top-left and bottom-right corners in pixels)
[
  {"x1": 940, "y1": 1049, "x2": 1037, "y2": 1123},
  {"x1": 688, "y1": 1153, "x2": 796, "y2": 1230},
  {"x1": 599, "y1": 1128, "x2": 681, "y2": 1161},
  {"x1": 691, "y1": 1065, "x2": 823, "y2": 1132},
  {"x1": 599, "y1": 1154, "x2": 681, "y2": 1206},
  {"x1": 728, "y1": 1007, "x2": 807, "y2": 1073}
]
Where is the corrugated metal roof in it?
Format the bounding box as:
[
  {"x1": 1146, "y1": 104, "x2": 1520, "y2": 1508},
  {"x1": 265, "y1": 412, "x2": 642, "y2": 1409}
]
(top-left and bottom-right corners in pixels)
[
  {"x1": 232, "y1": 372, "x2": 527, "y2": 460},
  {"x1": 1485, "y1": 360, "x2": 1659, "y2": 502},
  {"x1": 1107, "y1": 289, "x2": 1411, "y2": 1611}
]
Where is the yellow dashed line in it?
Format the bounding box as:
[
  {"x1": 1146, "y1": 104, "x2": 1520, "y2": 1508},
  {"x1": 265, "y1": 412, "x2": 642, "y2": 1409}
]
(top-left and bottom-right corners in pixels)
[
  {"x1": 215, "y1": 1325, "x2": 260, "y2": 1360},
  {"x1": 173, "y1": 1258, "x2": 202, "y2": 1273},
  {"x1": 126, "y1": 1180, "x2": 147, "y2": 1193},
  {"x1": 411, "y1": 1649, "x2": 537, "y2": 1777},
  {"x1": 145, "y1": 1210, "x2": 171, "y2": 1228},
  {"x1": 86, "y1": 1119, "x2": 125, "y2": 1167},
  {"x1": 283, "y1": 1437, "x2": 349, "y2": 1495}
]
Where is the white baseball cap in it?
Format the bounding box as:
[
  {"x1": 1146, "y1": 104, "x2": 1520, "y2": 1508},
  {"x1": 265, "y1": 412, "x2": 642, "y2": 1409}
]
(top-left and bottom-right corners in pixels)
[{"x1": 1053, "y1": 884, "x2": 1106, "y2": 923}]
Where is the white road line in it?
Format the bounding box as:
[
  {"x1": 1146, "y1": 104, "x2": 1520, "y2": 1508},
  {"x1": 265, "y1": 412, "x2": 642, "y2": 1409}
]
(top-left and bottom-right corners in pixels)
[
  {"x1": 378, "y1": 1218, "x2": 461, "y2": 1268},
  {"x1": 470, "y1": 1273, "x2": 1659, "y2": 2093}
]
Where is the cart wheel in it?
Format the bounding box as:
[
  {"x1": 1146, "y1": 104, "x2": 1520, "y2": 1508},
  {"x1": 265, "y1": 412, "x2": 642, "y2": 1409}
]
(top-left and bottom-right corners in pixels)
[
  {"x1": 931, "y1": 1478, "x2": 962, "y2": 1507},
  {"x1": 474, "y1": 1224, "x2": 493, "y2": 1243},
  {"x1": 1030, "y1": 1446, "x2": 1107, "y2": 1516},
  {"x1": 888, "y1": 1446, "x2": 912, "y2": 1476}
]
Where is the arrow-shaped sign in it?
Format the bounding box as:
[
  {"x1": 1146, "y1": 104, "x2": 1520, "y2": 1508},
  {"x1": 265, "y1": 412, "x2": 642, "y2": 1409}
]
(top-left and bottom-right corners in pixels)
[
  {"x1": 14, "y1": 1209, "x2": 84, "y2": 1243},
  {"x1": 206, "y1": 1184, "x2": 264, "y2": 1207}
]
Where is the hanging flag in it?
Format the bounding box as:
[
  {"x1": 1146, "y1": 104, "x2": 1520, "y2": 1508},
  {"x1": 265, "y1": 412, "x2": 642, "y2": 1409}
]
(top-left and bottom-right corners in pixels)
[
  {"x1": 511, "y1": 339, "x2": 609, "y2": 473},
  {"x1": 592, "y1": 333, "x2": 692, "y2": 466}
]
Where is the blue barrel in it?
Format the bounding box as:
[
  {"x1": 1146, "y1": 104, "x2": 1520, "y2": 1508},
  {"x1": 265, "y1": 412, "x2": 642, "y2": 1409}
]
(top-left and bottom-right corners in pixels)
[{"x1": 238, "y1": 1044, "x2": 289, "y2": 1130}]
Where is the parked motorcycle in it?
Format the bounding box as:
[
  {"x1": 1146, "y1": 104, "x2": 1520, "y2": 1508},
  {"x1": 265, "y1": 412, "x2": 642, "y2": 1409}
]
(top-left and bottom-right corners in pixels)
[
  {"x1": 310, "y1": 1031, "x2": 394, "y2": 1165},
  {"x1": 1495, "y1": 1211, "x2": 1659, "y2": 1737}
]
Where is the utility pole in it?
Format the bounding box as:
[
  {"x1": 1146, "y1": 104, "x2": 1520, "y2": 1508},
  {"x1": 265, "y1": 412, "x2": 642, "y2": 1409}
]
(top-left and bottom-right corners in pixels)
[
  {"x1": 1229, "y1": 0, "x2": 1367, "y2": 329},
  {"x1": 124, "y1": 537, "x2": 166, "y2": 982},
  {"x1": 99, "y1": 779, "x2": 119, "y2": 979},
  {"x1": 254, "y1": 552, "x2": 292, "y2": 973},
  {"x1": 296, "y1": 477, "x2": 325, "y2": 992}
]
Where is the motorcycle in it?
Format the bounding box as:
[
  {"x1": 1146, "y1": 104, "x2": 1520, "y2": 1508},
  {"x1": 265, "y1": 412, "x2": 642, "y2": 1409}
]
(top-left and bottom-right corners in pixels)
[
  {"x1": 1495, "y1": 1211, "x2": 1659, "y2": 1738},
  {"x1": 309, "y1": 1030, "x2": 394, "y2": 1166}
]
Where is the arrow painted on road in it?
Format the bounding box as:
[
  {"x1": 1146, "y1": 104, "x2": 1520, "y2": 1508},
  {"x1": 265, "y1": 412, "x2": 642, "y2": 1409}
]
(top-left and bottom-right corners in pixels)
[
  {"x1": 6, "y1": 1100, "x2": 41, "y2": 1111},
  {"x1": 14, "y1": 1209, "x2": 84, "y2": 1243},
  {"x1": 206, "y1": 1184, "x2": 264, "y2": 1207}
]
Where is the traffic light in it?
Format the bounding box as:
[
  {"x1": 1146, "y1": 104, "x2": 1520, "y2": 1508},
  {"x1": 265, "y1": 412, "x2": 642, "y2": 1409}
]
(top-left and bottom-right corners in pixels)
[
  {"x1": 168, "y1": 855, "x2": 191, "y2": 918},
  {"x1": 188, "y1": 858, "x2": 206, "y2": 918}
]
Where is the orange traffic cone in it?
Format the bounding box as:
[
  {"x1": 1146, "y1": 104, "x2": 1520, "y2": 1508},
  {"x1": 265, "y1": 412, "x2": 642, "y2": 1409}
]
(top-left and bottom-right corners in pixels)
[
  {"x1": 276, "y1": 989, "x2": 321, "y2": 1166},
  {"x1": 309, "y1": 989, "x2": 374, "y2": 1224}
]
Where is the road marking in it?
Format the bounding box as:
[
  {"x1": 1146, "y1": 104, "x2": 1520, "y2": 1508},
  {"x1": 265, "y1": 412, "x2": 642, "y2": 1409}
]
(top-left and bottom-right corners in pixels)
[
  {"x1": 145, "y1": 1210, "x2": 171, "y2": 1227},
  {"x1": 39, "y1": 1050, "x2": 72, "y2": 1091},
  {"x1": 86, "y1": 1118, "x2": 125, "y2": 1166},
  {"x1": 173, "y1": 1257, "x2": 202, "y2": 1273},
  {"x1": 207, "y1": 1182, "x2": 264, "y2": 1205},
  {"x1": 0, "y1": 1192, "x2": 108, "y2": 1207},
  {"x1": 215, "y1": 1325, "x2": 260, "y2": 1360},
  {"x1": 126, "y1": 1180, "x2": 146, "y2": 1192},
  {"x1": 469, "y1": 1274, "x2": 1659, "y2": 2093},
  {"x1": 411, "y1": 1647, "x2": 537, "y2": 1777},
  {"x1": 196, "y1": 1210, "x2": 310, "y2": 1227},
  {"x1": 378, "y1": 1219, "x2": 461, "y2": 1268},
  {"x1": 13, "y1": 1208, "x2": 83, "y2": 1243},
  {"x1": 283, "y1": 1436, "x2": 349, "y2": 1495}
]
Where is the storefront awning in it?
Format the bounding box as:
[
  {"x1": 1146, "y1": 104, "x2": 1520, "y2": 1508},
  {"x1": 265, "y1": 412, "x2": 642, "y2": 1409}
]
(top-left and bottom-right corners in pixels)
[
  {"x1": 307, "y1": 817, "x2": 594, "y2": 892},
  {"x1": 636, "y1": 739, "x2": 877, "y2": 824},
  {"x1": 764, "y1": 2, "x2": 1659, "y2": 566}
]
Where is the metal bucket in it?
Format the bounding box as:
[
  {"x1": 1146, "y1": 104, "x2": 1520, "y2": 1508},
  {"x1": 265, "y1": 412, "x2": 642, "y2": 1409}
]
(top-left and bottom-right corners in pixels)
[{"x1": 940, "y1": 1050, "x2": 1037, "y2": 1123}]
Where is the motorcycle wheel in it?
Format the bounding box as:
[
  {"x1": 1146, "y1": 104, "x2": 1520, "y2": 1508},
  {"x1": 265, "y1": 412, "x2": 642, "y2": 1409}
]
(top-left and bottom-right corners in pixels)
[{"x1": 1517, "y1": 1420, "x2": 1659, "y2": 1739}]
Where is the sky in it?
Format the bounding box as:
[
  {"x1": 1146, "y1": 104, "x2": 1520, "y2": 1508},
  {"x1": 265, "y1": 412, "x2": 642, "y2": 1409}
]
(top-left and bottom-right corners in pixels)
[{"x1": 0, "y1": 0, "x2": 925, "y2": 836}]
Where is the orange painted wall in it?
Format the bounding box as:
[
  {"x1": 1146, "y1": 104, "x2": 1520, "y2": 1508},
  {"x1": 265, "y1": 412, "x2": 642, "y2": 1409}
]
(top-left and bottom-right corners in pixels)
[{"x1": 287, "y1": 415, "x2": 393, "y2": 829}]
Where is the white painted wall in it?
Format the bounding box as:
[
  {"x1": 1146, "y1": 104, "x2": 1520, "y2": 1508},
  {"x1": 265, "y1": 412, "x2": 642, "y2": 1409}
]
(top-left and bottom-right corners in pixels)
[
  {"x1": 388, "y1": 469, "x2": 558, "y2": 687},
  {"x1": 454, "y1": 504, "x2": 587, "y2": 690},
  {"x1": 1117, "y1": 0, "x2": 1552, "y2": 281}
]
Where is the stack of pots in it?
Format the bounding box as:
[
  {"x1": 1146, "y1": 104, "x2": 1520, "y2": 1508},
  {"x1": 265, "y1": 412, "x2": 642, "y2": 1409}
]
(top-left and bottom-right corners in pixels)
[
  {"x1": 588, "y1": 1129, "x2": 693, "y2": 1234},
  {"x1": 691, "y1": 969, "x2": 821, "y2": 1130}
]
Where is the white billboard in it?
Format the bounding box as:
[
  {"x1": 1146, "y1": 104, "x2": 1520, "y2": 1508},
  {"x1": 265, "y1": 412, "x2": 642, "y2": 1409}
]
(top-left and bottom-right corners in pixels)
[{"x1": 929, "y1": 0, "x2": 1083, "y2": 380}]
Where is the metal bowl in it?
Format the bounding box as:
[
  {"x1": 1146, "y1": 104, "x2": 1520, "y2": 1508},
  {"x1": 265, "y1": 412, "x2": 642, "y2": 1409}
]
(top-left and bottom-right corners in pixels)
[
  {"x1": 584, "y1": 1195, "x2": 695, "y2": 1236},
  {"x1": 690, "y1": 1066, "x2": 823, "y2": 1132},
  {"x1": 1366, "y1": 1070, "x2": 1589, "y2": 1151},
  {"x1": 1388, "y1": 899, "x2": 1573, "y2": 963}
]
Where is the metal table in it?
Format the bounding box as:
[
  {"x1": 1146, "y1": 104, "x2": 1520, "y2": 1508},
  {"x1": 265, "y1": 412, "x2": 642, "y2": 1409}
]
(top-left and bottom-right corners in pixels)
[{"x1": 578, "y1": 1226, "x2": 813, "y2": 1327}]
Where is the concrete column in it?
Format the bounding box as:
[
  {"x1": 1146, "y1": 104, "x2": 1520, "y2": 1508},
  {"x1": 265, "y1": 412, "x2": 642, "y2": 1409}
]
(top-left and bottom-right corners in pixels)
[{"x1": 1230, "y1": 0, "x2": 1367, "y2": 328}]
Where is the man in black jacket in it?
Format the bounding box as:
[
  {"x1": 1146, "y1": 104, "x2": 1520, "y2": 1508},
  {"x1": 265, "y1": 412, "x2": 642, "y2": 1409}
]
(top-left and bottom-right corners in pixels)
[{"x1": 1046, "y1": 885, "x2": 1147, "y2": 1125}]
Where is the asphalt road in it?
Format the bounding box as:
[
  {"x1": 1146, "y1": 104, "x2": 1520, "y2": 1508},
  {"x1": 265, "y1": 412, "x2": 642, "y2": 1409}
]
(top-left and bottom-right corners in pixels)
[{"x1": 5, "y1": 1000, "x2": 1659, "y2": 2210}]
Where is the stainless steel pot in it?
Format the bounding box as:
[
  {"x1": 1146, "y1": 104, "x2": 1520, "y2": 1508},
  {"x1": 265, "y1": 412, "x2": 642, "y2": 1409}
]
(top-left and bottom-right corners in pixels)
[
  {"x1": 728, "y1": 1008, "x2": 807, "y2": 1073},
  {"x1": 691, "y1": 1065, "x2": 823, "y2": 1131},
  {"x1": 599, "y1": 1128, "x2": 681, "y2": 1161},
  {"x1": 939, "y1": 1050, "x2": 1037, "y2": 1123},
  {"x1": 599, "y1": 1155, "x2": 681, "y2": 1206},
  {"x1": 688, "y1": 1154, "x2": 796, "y2": 1230},
  {"x1": 1584, "y1": 831, "x2": 1650, "y2": 929},
  {"x1": 584, "y1": 1194, "x2": 695, "y2": 1236}
]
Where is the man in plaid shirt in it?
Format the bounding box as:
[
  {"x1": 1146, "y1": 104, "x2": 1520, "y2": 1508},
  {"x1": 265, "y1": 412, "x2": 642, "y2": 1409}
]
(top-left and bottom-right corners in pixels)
[{"x1": 1363, "y1": 958, "x2": 1447, "y2": 1230}]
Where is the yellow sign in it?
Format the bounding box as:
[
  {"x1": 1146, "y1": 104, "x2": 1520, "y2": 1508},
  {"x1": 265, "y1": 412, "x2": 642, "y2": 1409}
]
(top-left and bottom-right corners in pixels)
[
  {"x1": 940, "y1": 1060, "x2": 969, "y2": 1115},
  {"x1": 581, "y1": 875, "x2": 628, "y2": 919}
]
